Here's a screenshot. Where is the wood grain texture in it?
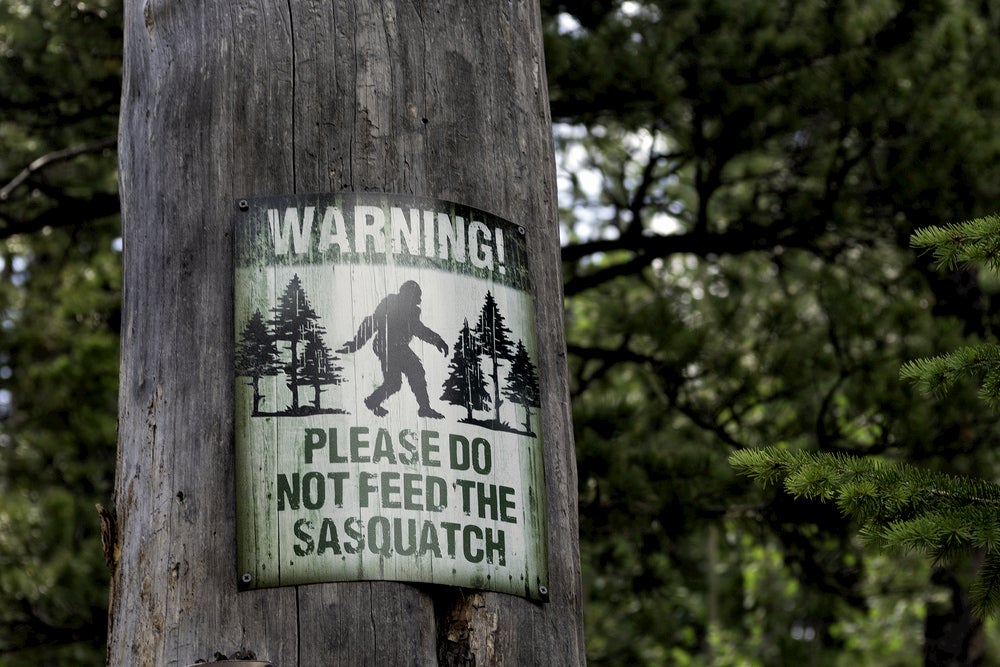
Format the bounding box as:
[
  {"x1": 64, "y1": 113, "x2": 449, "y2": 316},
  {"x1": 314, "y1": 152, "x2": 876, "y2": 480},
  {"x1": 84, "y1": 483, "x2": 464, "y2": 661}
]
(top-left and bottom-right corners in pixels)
[{"x1": 112, "y1": 1, "x2": 584, "y2": 665}]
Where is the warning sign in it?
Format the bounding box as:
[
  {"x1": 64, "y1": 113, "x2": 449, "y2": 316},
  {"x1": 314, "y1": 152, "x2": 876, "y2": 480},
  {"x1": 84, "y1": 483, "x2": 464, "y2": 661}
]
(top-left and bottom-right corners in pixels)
[{"x1": 233, "y1": 192, "x2": 549, "y2": 600}]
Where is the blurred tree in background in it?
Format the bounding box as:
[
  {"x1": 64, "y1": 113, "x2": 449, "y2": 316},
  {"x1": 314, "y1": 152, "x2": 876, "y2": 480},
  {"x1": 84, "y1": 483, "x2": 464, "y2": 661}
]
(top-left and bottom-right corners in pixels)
[
  {"x1": 5, "y1": 0, "x2": 1000, "y2": 665},
  {"x1": 543, "y1": 0, "x2": 1000, "y2": 664},
  {"x1": 0, "y1": 0, "x2": 120, "y2": 664}
]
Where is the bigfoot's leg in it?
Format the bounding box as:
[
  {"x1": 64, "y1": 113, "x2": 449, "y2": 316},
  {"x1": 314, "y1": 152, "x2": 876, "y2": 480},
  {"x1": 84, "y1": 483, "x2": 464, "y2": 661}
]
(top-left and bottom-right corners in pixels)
[
  {"x1": 365, "y1": 355, "x2": 402, "y2": 416},
  {"x1": 400, "y1": 348, "x2": 443, "y2": 419}
]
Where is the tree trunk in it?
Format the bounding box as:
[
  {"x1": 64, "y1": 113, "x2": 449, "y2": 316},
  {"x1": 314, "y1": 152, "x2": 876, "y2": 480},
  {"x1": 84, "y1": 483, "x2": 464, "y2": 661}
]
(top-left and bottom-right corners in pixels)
[
  {"x1": 924, "y1": 561, "x2": 984, "y2": 667},
  {"x1": 110, "y1": 2, "x2": 584, "y2": 665}
]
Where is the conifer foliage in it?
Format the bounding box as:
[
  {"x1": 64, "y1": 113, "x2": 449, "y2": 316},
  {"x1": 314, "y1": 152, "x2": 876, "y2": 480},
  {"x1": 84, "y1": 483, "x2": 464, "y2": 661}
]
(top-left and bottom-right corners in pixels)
[
  {"x1": 899, "y1": 344, "x2": 1000, "y2": 406},
  {"x1": 909, "y1": 214, "x2": 1000, "y2": 272},
  {"x1": 732, "y1": 214, "x2": 1000, "y2": 617},
  {"x1": 730, "y1": 447, "x2": 1000, "y2": 615}
]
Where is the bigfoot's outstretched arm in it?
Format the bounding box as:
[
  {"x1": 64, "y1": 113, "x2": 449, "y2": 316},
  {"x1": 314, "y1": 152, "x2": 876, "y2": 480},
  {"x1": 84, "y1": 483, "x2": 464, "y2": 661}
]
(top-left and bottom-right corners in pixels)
[{"x1": 414, "y1": 318, "x2": 448, "y2": 356}]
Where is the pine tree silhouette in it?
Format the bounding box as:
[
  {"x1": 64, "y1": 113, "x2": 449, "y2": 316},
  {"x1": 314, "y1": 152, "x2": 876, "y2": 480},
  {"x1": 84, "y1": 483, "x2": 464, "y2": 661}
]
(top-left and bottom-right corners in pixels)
[
  {"x1": 268, "y1": 274, "x2": 323, "y2": 412},
  {"x1": 298, "y1": 331, "x2": 344, "y2": 412},
  {"x1": 503, "y1": 339, "x2": 541, "y2": 434},
  {"x1": 441, "y1": 318, "x2": 491, "y2": 421},
  {"x1": 475, "y1": 291, "x2": 515, "y2": 426},
  {"x1": 235, "y1": 309, "x2": 281, "y2": 415}
]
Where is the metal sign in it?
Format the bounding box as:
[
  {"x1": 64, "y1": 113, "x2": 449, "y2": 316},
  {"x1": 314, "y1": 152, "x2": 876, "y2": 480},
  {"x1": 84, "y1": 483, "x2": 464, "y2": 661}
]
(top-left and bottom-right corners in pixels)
[{"x1": 233, "y1": 192, "x2": 548, "y2": 600}]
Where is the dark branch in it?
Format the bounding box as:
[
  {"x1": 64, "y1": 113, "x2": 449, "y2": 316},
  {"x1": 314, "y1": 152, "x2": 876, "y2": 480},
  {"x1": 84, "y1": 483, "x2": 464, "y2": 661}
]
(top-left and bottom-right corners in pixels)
[
  {"x1": 562, "y1": 226, "x2": 824, "y2": 295},
  {"x1": 0, "y1": 137, "x2": 117, "y2": 201}
]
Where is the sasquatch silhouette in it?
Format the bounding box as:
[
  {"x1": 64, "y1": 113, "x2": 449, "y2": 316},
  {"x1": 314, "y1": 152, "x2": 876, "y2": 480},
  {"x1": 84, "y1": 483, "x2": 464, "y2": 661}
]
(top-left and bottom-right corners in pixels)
[{"x1": 337, "y1": 280, "x2": 449, "y2": 418}]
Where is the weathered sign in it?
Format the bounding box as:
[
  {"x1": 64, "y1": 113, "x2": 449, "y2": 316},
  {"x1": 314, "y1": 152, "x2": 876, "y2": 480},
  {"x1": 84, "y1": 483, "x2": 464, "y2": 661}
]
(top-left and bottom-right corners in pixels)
[{"x1": 233, "y1": 192, "x2": 549, "y2": 600}]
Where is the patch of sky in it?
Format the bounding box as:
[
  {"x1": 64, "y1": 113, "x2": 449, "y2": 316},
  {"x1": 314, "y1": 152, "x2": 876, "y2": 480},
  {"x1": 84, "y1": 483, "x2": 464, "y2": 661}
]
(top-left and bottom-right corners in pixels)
[
  {"x1": 0, "y1": 389, "x2": 11, "y2": 419},
  {"x1": 556, "y1": 12, "x2": 582, "y2": 36},
  {"x1": 555, "y1": 123, "x2": 683, "y2": 246}
]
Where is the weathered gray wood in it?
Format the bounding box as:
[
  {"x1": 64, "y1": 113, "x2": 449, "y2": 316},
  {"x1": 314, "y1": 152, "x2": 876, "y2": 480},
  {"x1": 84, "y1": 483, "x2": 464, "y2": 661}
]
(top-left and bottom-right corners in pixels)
[{"x1": 111, "y1": 1, "x2": 584, "y2": 665}]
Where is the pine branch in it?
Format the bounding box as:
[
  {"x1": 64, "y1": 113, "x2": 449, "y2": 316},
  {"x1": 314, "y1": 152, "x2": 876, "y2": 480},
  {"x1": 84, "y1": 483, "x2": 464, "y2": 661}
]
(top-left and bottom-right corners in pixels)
[
  {"x1": 730, "y1": 446, "x2": 1000, "y2": 616},
  {"x1": 910, "y1": 214, "x2": 1000, "y2": 272},
  {"x1": 900, "y1": 345, "x2": 1000, "y2": 405}
]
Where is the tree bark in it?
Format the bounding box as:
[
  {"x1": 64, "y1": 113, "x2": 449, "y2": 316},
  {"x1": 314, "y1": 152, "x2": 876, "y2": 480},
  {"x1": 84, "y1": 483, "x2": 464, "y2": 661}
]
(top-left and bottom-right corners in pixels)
[{"x1": 111, "y1": 2, "x2": 584, "y2": 665}]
